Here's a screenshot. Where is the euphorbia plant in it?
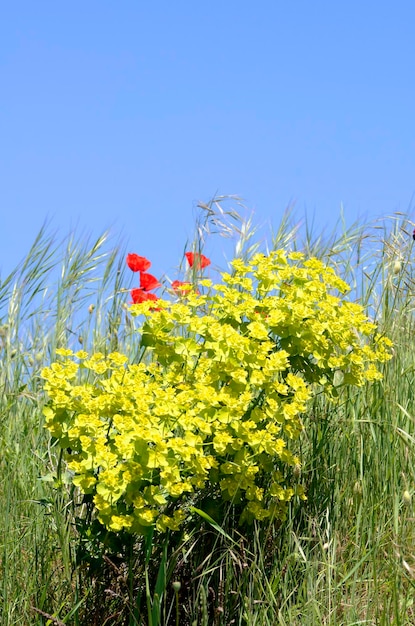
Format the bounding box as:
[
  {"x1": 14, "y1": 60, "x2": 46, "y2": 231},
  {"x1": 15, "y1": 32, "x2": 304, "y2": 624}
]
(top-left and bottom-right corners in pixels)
[{"x1": 42, "y1": 249, "x2": 392, "y2": 535}]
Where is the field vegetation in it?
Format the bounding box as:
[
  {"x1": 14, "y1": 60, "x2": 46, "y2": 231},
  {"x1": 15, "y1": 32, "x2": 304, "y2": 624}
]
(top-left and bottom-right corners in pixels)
[{"x1": 1, "y1": 200, "x2": 415, "y2": 625}]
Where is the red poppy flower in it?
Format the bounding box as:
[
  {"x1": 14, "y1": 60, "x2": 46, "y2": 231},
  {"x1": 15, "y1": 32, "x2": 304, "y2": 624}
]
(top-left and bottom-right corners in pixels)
[
  {"x1": 140, "y1": 272, "x2": 161, "y2": 291},
  {"x1": 131, "y1": 288, "x2": 159, "y2": 304},
  {"x1": 413, "y1": 229, "x2": 415, "y2": 241},
  {"x1": 172, "y1": 280, "x2": 191, "y2": 295},
  {"x1": 126, "y1": 254, "x2": 151, "y2": 272},
  {"x1": 185, "y1": 252, "x2": 211, "y2": 269}
]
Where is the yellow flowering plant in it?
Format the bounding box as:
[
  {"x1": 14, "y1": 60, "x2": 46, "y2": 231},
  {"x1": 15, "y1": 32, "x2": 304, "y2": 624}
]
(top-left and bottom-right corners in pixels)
[{"x1": 42, "y1": 250, "x2": 392, "y2": 535}]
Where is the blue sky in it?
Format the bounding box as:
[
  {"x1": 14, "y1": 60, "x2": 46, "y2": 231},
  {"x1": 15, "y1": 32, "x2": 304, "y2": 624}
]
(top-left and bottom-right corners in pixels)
[{"x1": 1, "y1": 2, "x2": 415, "y2": 280}]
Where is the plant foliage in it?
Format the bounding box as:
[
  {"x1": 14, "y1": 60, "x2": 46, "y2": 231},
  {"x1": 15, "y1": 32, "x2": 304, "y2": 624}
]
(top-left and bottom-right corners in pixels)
[{"x1": 41, "y1": 250, "x2": 392, "y2": 537}]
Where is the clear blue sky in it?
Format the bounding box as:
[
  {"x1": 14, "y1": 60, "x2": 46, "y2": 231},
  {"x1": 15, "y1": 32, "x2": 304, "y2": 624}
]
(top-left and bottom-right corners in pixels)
[{"x1": 1, "y1": 2, "x2": 414, "y2": 279}]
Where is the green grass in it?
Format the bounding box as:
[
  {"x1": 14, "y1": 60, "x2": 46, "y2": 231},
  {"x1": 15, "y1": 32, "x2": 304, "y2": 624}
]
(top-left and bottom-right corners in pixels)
[{"x1": 1, "y1": 202, "x2": 415, "y2": 625}]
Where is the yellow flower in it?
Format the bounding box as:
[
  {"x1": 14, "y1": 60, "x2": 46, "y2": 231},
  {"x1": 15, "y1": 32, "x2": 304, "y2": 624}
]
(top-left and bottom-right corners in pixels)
[{"x1": 42, "y1": 248, "x2": 392, "y2": 535}]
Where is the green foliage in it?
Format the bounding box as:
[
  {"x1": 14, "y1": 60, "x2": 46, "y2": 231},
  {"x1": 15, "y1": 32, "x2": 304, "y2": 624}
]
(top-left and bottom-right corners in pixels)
[
  {"x1": 3, "y1": 204, "x2": 415, "y2": 625},
  {"x1": 41, "y1": 249, "x2": 392, "y2": 537}
]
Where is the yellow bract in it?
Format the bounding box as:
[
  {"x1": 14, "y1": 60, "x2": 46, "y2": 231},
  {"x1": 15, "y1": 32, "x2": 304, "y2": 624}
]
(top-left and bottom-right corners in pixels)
[{"x1": 42, "y1": 250, "x2": 392, "y2": 534}]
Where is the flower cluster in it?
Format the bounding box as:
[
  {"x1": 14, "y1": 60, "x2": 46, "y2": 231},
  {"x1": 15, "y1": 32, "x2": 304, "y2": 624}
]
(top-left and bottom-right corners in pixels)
[
  {"x1": 127, "y1": 253, "x2": 161, "y2": 304},
  {"x1": 42, "y1": 250, "x2": 392, "y2": 535},
  {"x1": 127, "y1": 251, "x2": 210, "y2": 304}
]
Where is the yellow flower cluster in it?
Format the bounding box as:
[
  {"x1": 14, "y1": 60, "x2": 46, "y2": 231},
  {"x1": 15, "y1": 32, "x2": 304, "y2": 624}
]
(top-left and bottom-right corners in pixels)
[{"x1": 42, "y1": 250, "x2": 392, "y2": 534}]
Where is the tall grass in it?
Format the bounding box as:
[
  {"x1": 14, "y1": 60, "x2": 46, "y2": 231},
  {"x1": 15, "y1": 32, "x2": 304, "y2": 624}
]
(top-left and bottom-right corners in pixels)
[{"x1": 1, "y1": 203, "x2": 415, "y2": 625}]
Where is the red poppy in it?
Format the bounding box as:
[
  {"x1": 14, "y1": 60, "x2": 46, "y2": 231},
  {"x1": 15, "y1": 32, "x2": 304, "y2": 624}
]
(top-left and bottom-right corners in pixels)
[
  {"x1": 172, "y1": 280, "x2": 191, "y2": 295},
  {"x1": 131, "y1": 288, "x2": 159, "y2": 304},
  {"x1": 140, "y1": 272, "x2": 161, "y2": 291},
  {"x1": 413, "y1": 229, "x2": 415, "y2": 241},
  {"x1": 185, "y1": 252, "x2": 211, "y2": 269},
  {"x1": 126, "y1": 254, "x2": 151, "y2": 272}
]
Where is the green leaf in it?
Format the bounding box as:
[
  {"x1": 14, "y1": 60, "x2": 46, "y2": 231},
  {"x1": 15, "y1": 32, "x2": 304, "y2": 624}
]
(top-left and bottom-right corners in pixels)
[{"x1": 189, "y1": 506, "x2": 234, "y2": 541}]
